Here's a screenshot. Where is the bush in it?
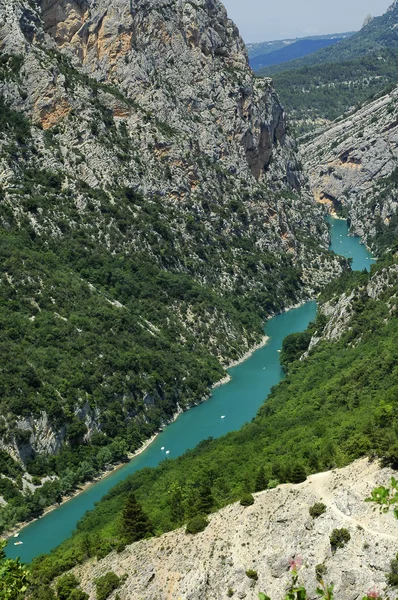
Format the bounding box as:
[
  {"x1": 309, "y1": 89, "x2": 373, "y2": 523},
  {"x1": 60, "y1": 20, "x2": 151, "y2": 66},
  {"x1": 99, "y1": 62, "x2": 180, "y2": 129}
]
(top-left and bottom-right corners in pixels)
[
  {"x1": 56, "y1": 574, "x2": 79, "y2": 600},
  {"x1": 69, "y1": 590, "x2": 89, "y2": 600},
  {"x1": 185, "y1": 514, "x2": 209, "y2": 535},
  {"x1": 240, "y1": 493, "x2": 255, "y2": 506},
  {"x1": 267, "y1": 479, "x2": 280, "y2": 489},
  {"x1": 388, "y1": 555, "x2": 398, "y2": 587},
  {"x1": 330, "y1": 528, "x2": 351, "y2": 550},
  {"x1": 95, "y1": 571, "x2": 121, "y2": 600},
  {"x1": 315, "y1": 563, "x2": 327, "y2": 582},
  {"x1": 309, "y1": 502, "x2": 326, "y2": 518},
  {"x1": 245, "y1": 569, "x2": 258, "y2": 580}
]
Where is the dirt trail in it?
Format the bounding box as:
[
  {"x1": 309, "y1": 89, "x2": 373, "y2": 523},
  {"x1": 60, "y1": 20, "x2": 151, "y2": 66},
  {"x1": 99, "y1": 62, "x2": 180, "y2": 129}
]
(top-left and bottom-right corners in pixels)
[{"x1": 308, "y1": 468, "x2": 398, "y2": 542}]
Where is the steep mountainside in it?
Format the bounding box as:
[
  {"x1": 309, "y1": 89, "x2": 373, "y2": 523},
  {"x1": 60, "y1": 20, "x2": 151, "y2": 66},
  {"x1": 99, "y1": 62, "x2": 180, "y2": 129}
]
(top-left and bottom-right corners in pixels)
[
  {"x1": 301, "y1": 84, "x2": 398, "y2": 252},
  {"x1": 256, "y1": 1, "x2": 398, "y2": 130},
  {"x1": 29, "y1": 257, "x2": 398, "y2": 593},
  {"x1": 0, "y1": 0, "x2": 341, "y2": 532},
  {"x1": 72, "y1": 459, "x2": 398, "y2": 600}
]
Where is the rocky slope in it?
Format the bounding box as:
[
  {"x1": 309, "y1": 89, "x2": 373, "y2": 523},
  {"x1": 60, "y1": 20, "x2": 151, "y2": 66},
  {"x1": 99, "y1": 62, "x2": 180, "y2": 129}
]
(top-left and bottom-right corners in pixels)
[
  {"x1": 301, "y1": 85, "x2": 398, "y2": 251},
  {"x1": 307, "y1": 263, "x2": 398, "y2": 353},
  {"x1": 73, "y1": 458, "x2": 398, "y2": 600},
  {"x1": 0, "y1": 0, "x2": 343, "y2": 530}
]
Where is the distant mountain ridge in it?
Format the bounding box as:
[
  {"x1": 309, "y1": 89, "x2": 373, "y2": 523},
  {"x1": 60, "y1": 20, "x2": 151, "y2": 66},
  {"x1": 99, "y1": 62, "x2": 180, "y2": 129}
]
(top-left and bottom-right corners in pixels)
[
  {"x1": 247, "y1": 32, "x2": 355, "y2": 60},
  {"x1": 258, "y1": 2, "x2": 398, "y2": 76},
  {"x1": 256, "y1": 1, "x2": 398, "y2": 131},
  {"x1": 249, "y1": 37, "x2": 346, "y2": 71}
]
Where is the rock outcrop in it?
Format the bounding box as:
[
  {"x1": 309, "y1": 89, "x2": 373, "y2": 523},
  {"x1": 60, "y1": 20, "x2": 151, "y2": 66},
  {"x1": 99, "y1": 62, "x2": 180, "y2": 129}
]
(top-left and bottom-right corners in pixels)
[
  {"x1": 306, "y1": 263, "x2": 398, "y2": 354},
  {"x1": 301, "y1": 86, "x2": 398, "y2": 249},
  {"x1": 73, "y1": 458, "x2": 398, "y2": 600},
  {"x1": 0, "y1": 0, "x2": 344, "y2": 527}
]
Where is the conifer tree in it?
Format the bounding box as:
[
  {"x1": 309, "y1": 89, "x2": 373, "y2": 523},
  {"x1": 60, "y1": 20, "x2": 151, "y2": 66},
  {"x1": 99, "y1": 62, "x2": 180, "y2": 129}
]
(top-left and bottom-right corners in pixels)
[
  {"x1": 254, "y1": 466, "x2": 268, "y2": 492},
  {"x1": 122, "y1": 492, "x2": 153, "y2": 544},
  {"x1": 197, "y1": 483, "x2": 214, "y2": 514}
]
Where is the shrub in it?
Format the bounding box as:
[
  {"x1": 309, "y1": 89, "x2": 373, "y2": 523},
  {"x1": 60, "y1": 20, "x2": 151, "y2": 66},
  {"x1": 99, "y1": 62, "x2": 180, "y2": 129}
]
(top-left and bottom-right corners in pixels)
[
  {"x1": 240, "y1": 493, "x2": 255, "y2": 507},
  {"x1": 315, "y1": 563, "x2": 327, "y2": 582},
  {"x1": 267, "y1": 479, "x2": 280, "y2": 489},
  {"x1": 69, "y1": 590, "x2": 89, "y2": 600},
  {"x1": 185, "y1": 514, "x2": 209, "y2": 534},
  {"x1": 245, "y1": 569, "x2": 258, "y2": 580},
  {"x1": 330, "y1": 528, "x2": 351, "y2": 550},
  {"x1": 227, "y1": 589, "x2": 234, "y2": 597},
  {"x1": 95, "y1": 571, "x2": 121, "y2": 600},
  {"x1": 56, "y1": 574, "x2": 79, "y2": 600},
  {"x1": 388, "y1": 555, "x2": 398, "y2": 587},
  {"x1": 309, "y1": 502, "x2": 326, "y2": 518}
]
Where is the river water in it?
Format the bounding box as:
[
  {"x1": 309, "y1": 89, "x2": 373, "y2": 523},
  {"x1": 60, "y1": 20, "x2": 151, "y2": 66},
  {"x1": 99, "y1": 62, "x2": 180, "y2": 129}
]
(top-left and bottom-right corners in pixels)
[{"x1": 6, "y1": 216, "x2": 374, "y2": 562}]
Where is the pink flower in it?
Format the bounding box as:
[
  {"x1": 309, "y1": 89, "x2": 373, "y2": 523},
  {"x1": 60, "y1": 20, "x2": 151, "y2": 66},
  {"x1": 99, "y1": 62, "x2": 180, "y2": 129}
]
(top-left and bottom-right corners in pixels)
[
  {"x1": 366, "y1": 586, "x2": 381, "y2": 599},
  {"x1": 289, "y1": 556, "x2": 303, "y2": 573}
]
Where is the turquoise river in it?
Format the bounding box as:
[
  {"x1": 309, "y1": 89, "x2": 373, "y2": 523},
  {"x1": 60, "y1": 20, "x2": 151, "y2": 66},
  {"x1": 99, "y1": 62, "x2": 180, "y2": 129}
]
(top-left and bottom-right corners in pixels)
[{"x1": 6, "y1": 216, "x2": 374, "y2": 562}]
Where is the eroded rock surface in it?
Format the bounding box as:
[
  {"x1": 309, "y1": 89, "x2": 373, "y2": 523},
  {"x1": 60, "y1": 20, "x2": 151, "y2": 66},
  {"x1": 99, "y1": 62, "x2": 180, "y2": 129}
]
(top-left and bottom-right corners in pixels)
[
  {"x1": 301, "y1": 87, "x2": 398, "y2": 248},
  {"x1": 74, "y1": 459, "x2": 398, "y2": 600}
]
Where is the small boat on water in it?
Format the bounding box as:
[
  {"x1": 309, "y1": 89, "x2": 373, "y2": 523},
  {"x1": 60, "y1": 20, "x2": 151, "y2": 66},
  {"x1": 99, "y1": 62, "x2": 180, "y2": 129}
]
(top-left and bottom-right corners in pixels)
[
  {"x1": 161, "y1": 446, "x2": 165, "y2": 450},
  {"x1": 14, "y1": 541, "x2": 23, "y2": 546},
  {"x1": 13, "y1": 533, "x2": 19, "y2": 538},
  {"x1": 221, "y1": 415, "x2": 225, "y2": 419},
  {"x1": 165, "y1": 450, "x2": 170, "y2": 455}
]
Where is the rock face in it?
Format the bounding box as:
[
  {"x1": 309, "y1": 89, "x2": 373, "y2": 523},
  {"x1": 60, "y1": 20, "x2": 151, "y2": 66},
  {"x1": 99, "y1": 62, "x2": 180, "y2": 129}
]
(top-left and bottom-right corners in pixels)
[
  {"x1": 306, "y1": 264, "x2": 398, "y2": 354},
  {"x1": 74, "y1": 458, "x2": 398, "y2": 600},
  {"x1": 301, "y1": 86, "x2": 398, "y2": 249},
  {"x1": 0, "y1": 0, "x2": 343, "y2": 530}
]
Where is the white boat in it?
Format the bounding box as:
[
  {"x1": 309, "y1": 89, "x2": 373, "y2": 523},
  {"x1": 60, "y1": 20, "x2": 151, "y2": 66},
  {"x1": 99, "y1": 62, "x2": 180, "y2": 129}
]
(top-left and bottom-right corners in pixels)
[
  {"x1": 221, "y1": 415, "x2": 225, "y2": 419},
  {"x1": 161, "y1": 447, "x2": 165, "y2": 450},
  {"x1": 13, "y1": 533, "x2": 19, "y2": 538},
  {"x1": 14, "y1": 541, "x2": 23, "y2": 546},
  {"x1": 165, "y1": 450, "x2": 170, "y2": 454}
]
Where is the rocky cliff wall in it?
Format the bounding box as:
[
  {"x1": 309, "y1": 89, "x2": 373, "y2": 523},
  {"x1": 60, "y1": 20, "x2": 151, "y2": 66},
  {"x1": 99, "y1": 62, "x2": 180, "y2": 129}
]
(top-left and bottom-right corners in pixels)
[
  {"x1": 301, "y1": 87, "x2": 398, "y2": 249},
  {"x1": 0, "y1": 0, "x2": 342, "y2": 518}
]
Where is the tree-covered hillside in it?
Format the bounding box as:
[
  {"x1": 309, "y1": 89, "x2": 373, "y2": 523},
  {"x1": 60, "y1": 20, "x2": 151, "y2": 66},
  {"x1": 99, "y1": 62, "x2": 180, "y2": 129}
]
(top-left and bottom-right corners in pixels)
[
  {"x1": 29, "y1": 257, "x2": 398, "y2": 591},
  {"x1": 0, "y1": 0, "x2": 342, "y2": 535},
  {"x1": 256, "y1": 2, "x2": 398, "y2": 130}
]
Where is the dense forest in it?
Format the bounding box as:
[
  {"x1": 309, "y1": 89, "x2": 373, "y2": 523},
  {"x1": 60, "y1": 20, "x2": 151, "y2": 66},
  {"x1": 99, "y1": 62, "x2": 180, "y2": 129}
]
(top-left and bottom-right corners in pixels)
[
  {"x1": 27, "y1": 255, "x2": 398, "y2": 594},
  {"x1": 255, "y1": 2, "x2": 398, "y2": 129}
]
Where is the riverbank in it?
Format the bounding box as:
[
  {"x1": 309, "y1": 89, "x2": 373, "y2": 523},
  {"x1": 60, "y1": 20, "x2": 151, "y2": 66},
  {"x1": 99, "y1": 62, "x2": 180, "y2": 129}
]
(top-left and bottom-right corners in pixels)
[
  {"x1": 3, "y1": 335, "x2": 272, "y2": 541},
  {"x1": 3, "y1": 409, "x2": 189, "y2": 542}
]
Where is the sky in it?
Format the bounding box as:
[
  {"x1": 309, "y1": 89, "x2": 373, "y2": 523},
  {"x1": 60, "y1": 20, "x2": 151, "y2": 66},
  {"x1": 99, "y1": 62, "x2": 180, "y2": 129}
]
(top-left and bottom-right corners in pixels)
[{"x1": 222, "y1": 0, "x2": 393, "y2": 43}]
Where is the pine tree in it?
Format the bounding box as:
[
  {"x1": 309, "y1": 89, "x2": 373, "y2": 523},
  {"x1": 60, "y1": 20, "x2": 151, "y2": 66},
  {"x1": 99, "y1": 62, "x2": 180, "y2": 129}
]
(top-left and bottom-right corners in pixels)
[
  {"x1": 290, "y1": 464, "x2": 307, "y2": 484},
  {"x1": 122, "y1": 492, "x2": 153, "y2": 543},
  {"x1": 254, "y1": 466, "x2": 268, "y2": 492},
  {"x1": 197, "y1": 483, "x2": 214, "y2": 514}
]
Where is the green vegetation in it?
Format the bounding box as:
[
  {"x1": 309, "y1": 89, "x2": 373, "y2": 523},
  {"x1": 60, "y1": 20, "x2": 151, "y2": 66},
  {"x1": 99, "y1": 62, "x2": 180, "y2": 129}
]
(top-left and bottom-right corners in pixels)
[
  {"x1": 329, "y1": 528, "x2": 351, "y2": 551},
  {"x1": 365, "y1": 476, "x2": 398, "y2": 516},
  {"x1": 121, "y1": 493, "x2": 153, "y2": 544},
  {"x1": 26, "y1": 260, "x2": 398, "y2": 585},
  {"x1": 245, "y1": 569, "x2": 258, "y2": 581},
  {"x1": 0, "y1": 157, "x2": 309, "y2": 532},
  {"x1": 185, "y1": 514, "x2": 209, "y2": 534},
  {"x1": 95, "y1": 572, "x2": 121, "y2": 600},
  {"x1": 0, "y1": 540, "x2": 30, "y2": 599},
  {"x1": 309, "y1": 502, "x2": 327, "y2": 518},
  {"x1": 255, "y1": 4, "x2": 398, "y2": 129},
  {"x1": 240, "y1": 493, "x2": 255, "y2": 506},
  {"x1": 388, "y1": 554, "x2": 398, "y2": 587}
]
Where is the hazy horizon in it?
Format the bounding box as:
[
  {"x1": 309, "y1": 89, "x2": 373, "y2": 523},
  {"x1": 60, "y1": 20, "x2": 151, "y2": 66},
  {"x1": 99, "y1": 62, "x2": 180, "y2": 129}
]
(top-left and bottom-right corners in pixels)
[{"x1": 222, "y1": 0, "x2": 392, "y2": 43}]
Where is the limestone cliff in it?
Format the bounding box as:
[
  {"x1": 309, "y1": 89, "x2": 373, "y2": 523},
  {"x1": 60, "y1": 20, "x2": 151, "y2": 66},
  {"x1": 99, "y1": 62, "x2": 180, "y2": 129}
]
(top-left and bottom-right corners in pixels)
[
  {"x1": 0, "y1": 0, "x2": 342, "y2": 526},
  {"x1": 301, "y1": 86, "x2": 398, "y2": 251},
  {"x1": 72, "y1": 459, "x2": 398, "y2": 600}
]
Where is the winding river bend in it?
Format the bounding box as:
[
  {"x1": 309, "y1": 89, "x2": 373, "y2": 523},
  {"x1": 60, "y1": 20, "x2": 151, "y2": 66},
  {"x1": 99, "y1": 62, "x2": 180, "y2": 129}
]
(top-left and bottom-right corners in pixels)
[{"x1": 6, "y1": 217, "x2": 374, "y2": 562}]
